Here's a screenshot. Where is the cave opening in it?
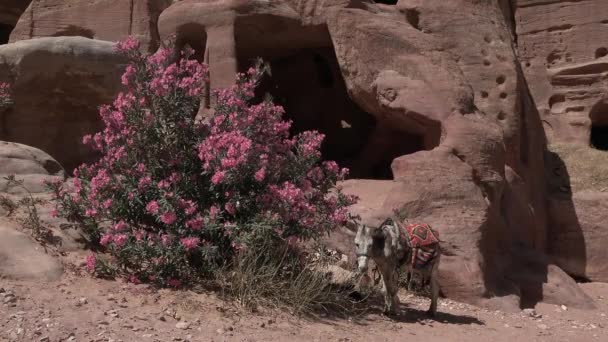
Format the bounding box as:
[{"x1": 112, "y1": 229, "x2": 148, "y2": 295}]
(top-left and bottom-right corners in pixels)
[
  {"x1": 0, "y1": 23, "x2": 13, "y2": 45},
  {"x1": 174, "y1": 24, "x2": 207, "y2": 63},
  {"x1": 590, "y1": 125, "x2": 608, "y2": 151},
  {"x1": 374, "y1": 0, "x2": 398, "y2": 5},
  {"x1": 589, "y1": 101, "x2": 608, "y2": 151},
  {"x1": 235, "y1": 17, "x2": 427, "y2": 180}
]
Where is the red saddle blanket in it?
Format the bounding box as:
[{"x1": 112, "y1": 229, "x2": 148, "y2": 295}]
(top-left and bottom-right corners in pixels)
[{"x1": 399, "y1": 222, "x2": 440, "y2": 269}]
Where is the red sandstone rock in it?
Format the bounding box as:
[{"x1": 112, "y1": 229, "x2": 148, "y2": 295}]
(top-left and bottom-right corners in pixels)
[
  {"x1": 0, "y1": 37, "x2": 127, "y2": 172},
  {"x1": 0, "y1": 0, "x2": 603, "y2": 310},
  {"x1": 515, "y1": 0, "x2": 608, "y2": 145},
  {"x1": 9, "y1": 0, "x2": 171, "y2": 53}
]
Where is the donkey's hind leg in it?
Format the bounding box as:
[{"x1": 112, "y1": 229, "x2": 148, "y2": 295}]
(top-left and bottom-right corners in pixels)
[{"x1": 427, "y1": 260, "x2": 440, "y2": 317}]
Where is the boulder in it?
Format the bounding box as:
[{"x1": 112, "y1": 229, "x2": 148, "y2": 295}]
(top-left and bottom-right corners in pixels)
[
  {"x1": 9, "y1": 0, "x2": 172, "y2": 53},
  {"x1": 0, "y1": 37, "x2": 127, "y2": 172},
  {"x1": 0, "y1": 218, "x2": 63, "y2": 281},
  {"x1": 0, "y1": 141, "x2": 65, "y2": 194}
]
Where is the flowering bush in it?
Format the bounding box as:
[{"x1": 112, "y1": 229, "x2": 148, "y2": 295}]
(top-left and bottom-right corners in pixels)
[
  {"x1": 46, "y1": 37, "x2": 357, "y2": 287},
  {"x1": 0, "y1": 83, "x2": 12, "y2": 109}
]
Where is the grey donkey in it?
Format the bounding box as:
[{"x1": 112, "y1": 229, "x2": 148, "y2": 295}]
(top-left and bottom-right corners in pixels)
[{"x1": 354, "y1": 217, "x2": 441, "y2": 316}]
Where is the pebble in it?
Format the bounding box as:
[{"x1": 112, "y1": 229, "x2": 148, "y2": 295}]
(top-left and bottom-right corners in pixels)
[
  {"x1": 175, "y1": 322, "x2": 190, "y2": 330},
  {"x1": 216, "y1": 328, "x2": 225, "y2": 334},
  {"x1": 39, "y1": 337, "x2": 50, "y2": 342},
  {"x1": 561, "y1": 305, "x2": 568, "y2": 311},
  {"x1": 537, "y1": 324, "x2": 549, "y2": 330}
]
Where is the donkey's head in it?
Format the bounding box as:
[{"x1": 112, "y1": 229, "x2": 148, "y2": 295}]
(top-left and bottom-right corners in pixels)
[{"x1": 354, "y1": 218, "x2": 397, "y2": 273}]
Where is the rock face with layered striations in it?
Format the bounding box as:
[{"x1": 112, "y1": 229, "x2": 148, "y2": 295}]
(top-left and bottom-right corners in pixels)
[
  {"x1": 515, "y1": 0, "x2": 608, "y2": 146},
  {"x1": 9, "y1": 0, "x2": 172, "y2": 53},
  {"x1": 0, "y1": 0, "x2": 606, "y2": 310}
]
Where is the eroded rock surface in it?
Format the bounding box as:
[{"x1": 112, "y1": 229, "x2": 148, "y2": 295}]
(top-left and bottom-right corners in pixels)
[
  {"x1": 9, "y1": 0, "x2": 171, "y2": 53},
  {"x1": 0, "y1": 0, "x2": 605, "y2": 311},
  {"x1": 0, "y1": 37, "x2": 127, "y2": 172}
]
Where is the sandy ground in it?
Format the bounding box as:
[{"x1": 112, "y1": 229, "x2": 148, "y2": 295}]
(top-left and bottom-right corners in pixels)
[{"x1": 2, "y1": 265, "x2": 607, "y2": 342}]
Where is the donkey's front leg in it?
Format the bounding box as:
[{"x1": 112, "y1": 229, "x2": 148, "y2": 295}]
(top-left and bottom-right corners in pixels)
[{"x1": 378, "y1": 262, "x2": 399, "y2": 315}]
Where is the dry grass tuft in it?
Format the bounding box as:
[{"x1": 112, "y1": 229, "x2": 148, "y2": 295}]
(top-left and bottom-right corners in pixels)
[
  {"x1": 215, "y1": 235, "x2": 368, "y2": 318},
  {"x1": 548, "y1": 143, "x2": 608, "y2": 192}
]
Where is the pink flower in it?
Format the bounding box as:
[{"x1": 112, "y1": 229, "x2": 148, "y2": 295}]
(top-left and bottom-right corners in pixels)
[
  {"x1": 180, "y1": 237, "x2": 200, "y2": 250},
  {"x1": 209, "y1": 205, "x2": 220, "y2": 219},
  {"x1": 161, "y1": 234, "x2": 172, "y2": 247},
  {"x1": 114, "y1": 36, "x2": 140, "y2": 53},
  {"x1": 146, "y1": 201, "x2": 159, "y2": 214},
  {"x1": 138, "y1": 176, "x2": 152, "y2": 189},
  {"x1": 113, "y1": 220, "x2": 129, "y2": 232},
  {"x1": 211, "y1": 171, "x2": 225, "y2": 184},
  {"x1": 127, "y1": 275, "x2": 141, "y2": 284},
  {"x1": 224, "y1": 202, "x2": 236, "y2": 215},
  {"x1": 185, "y1": 215, "x2": 204, "y2": 230},
  {"x1": 121, "y1": 65, "x2": 136, "y2": 86},
  {"x1": 113, "y1": 234, "x2": 128, "y2": 248},
  {"x1": 85, "y1": 208, "x2": 98, "y2": 217},
  {"x1": 157, "y1": 179, "x2": 170, "y2": 189},
  {"x1": 167, "y1": 279, "x2": 181, "y2": 288},
  {"x1": 100, "y1": 234, "x2": 113, "y2": 246},
  {"x1": 85, "y1": 254, "x2": 97, "y2": 273},
  {"x1": 161, "y1": 211, "x2": 176, "y2": 225},
  {"x1": 50, "y1": 209, "x2": 59, "y2": 218},
  {"x1": 103, "y1": 199, "x2": 113, "y2": 209},
  {"x1": 254, "y1": 167, "x2": 266, "y2": 182},
  {"x1": 178, "y1": 199, "x2": 197, "y2": 216},
  {"x1": 82, "y1": 134, "x2": 92, "y2": 145}
]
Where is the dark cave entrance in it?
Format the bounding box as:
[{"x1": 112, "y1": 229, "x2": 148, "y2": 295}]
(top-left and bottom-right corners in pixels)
[
  {"x1": 174, "y1": 24, "x2": 208, "y2": 63},
  {"x1": 0, "y1": 23, "x2": 13, "y2": 45},
  {"x1": 589, "y1": 101, "x2": 608, "y2": 151},
  {"x1": 590, "y1": 125, "x2": 608, "y2": 151},
  {"x1": 235, "y1": 18, "x2": 426, "y2": 180},
  {"x1": 374, "y1": 0, "x2": 398, "y2": 4}
]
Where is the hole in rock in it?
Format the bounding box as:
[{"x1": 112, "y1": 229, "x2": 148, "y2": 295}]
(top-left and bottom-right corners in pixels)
[
  {"x1": 174, "y1": 23, "x2": 208, "y2": 63},
  {"x1": 405, "y1": 9, "x2": 421, "y2": 31},
  {"x1": 595, "y1": 47, "x2": 608, "y2": 59},
  {"x1": 235, "y1": 18, "x2": 430, "y2": 180},
  {"x1": 571, "y1": 274, "x2": 592, "y2": 283},
  {"x1": 590, "y1": 125, "x2": 608, "y2": 151},
  {"x1": 374, "y1": 0, "x2": 398, "y2": 4},
  {"x1": 52, "y1": 25, "x2": 94, "y2": 38},
  {"x1": 499, "y1": 92, "x2": 508, "y2": 99},
  {"x1": 496, "y1": 75, "x2": 506, "y2": 85},
  {"x1": 0, "y1": 23, "x2": 13, "y2": 44},
  {"x1": 590, "y1": 101, "x2": 608, "y2": 150}
]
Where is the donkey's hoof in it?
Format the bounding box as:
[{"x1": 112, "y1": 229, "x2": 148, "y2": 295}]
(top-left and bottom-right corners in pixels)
[
  {"x1": 383, "y1": 307, "x2": 397, "y2": 317},
  {"x1": 425, "y1": 309, "x2": 436, "y2": 318}
]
